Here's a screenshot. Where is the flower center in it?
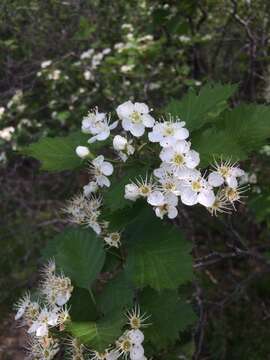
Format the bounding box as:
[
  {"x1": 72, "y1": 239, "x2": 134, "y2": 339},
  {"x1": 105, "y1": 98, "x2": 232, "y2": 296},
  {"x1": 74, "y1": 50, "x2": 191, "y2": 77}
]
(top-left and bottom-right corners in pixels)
[
  {"x1": 139, "y1": 185, "x2": 151, "y2": 196},
  {"x1": 173, "y1": 153, "x2": 184, "y2": 165},
  {"x1": 131, "y1": 316, "x2": 141, "y2": 329},
  {"x1": 111, "y1": 233, "x2": 120, "y2": 242},
  {"x1": 122, "y1": 339, "x2": 132, "y2": 351},
  {"x1": 131, "y1": 111, "x2": 142, "y2": 124},
  {"x1": 191, "y1": 181, "x2": 201, "y2": 192},
  {"x1": 219, "y1": 166, "x2": 230, "y2": 177},
  {"x1": 225, "y1": 187, "x2": 239, "y2": 201},
  {"x1": 164, "y1": 126, "x2": 174, "y2": 136}
]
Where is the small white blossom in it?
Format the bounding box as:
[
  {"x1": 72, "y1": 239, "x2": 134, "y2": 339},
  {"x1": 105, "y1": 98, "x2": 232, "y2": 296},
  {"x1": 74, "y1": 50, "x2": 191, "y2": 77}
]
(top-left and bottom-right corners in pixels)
[
  {"x1": 104, "y1": 232, "x2": 121, "y2": 248},
  {"x1": 208, "y1": 159, "x2": 245, "y2": 189},
  {"x1": 28, "y1": 307, "x2": 59, "y2": 337},
  {"x1": 116, "y1": 101, "x2": 155, "y2": 137},
  {"x1": 41, "y1": 60, "x2": 52, "y2": 68},
  {"x1": 113, "y1": 135, "x2": 135, "y2": 162},
  {"x1": 148, "y1": 118, "x2": 189, "y2": 147},
  {"x1": 14, "y1": 292, "x2": 31, "y2": 320},
  {"x1": 76, "y1": 146, "x2": 90, "y2": 159},
  {"x1": 83, "y1": 181, "x2": 98, "y2": 196},
  {"x1": 160, "y1": 141, "x2": 200, "y2": 170},
  {"x1": 89, "y1": 155, "x2": 114, "y2": 187},
  {"x1": 0, "y1": 106, "x2": 5, "y2": 119}
]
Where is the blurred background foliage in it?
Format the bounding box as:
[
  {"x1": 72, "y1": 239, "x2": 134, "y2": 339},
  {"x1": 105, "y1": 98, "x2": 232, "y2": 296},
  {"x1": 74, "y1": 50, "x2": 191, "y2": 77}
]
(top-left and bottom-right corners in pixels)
[{"x1": 0, "y1": 0, "x2": 270, "y2": 359}]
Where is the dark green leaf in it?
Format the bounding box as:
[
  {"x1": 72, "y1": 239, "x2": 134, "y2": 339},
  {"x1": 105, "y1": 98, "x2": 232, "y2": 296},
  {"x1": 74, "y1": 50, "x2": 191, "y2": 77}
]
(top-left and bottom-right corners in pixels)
[
  {"x1": 125, "y1": 208, "x2": 193, "y2": 291},
  {"x1": 97, "y1": 271, "x2": 134, "y2": 315},
  {"x1": 43, "y1": 228, "x2": 105, "y2": 289},
  {"x1": 69, "y1": 312, "x2": 125, "y2": 351},
  {"x1": 141, "y1": 288, "x2": 197, "y2": 349}
]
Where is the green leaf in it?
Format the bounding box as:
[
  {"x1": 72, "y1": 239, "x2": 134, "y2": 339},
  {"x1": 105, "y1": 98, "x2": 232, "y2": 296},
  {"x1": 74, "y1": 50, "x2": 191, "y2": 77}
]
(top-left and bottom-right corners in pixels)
[
  {"x1": 69, "y1": 312, "x2": 124, "y2": 351},
  {"x1": 217, "y1": 104, "x2": 270, "y2": 153},
  {"x1": 22, "y1": 131, "x2": 89, "y2": 171},
  {"x1": 141, "y1": 288, "x2": 197, "y2": 349},
  {"x1": 70, "y1": 287, "x2": 98, "y2": 322},
  {"x1": 192, "y1": 128, "x2": 246, "y2": 167},
  {"x1": 165, "y1": 83, "x2": 237, "y2": 131},
  {"x1": 96, "y1": 271, "x2": 134, "y2": 315},
  {"x1": 22, "y1": 131, "x2": 108, "y2": 172},
  {"x1": 125, "y1": 208, "x2": 193, "y2": 291},
  {"x1": 43, "y1": 228, "x2": 105, "y2": 289}
]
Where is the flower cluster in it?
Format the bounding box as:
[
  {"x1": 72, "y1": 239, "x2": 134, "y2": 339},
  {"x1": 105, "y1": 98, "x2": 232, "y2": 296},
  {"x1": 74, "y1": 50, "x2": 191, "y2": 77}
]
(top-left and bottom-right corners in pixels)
[
  {"x1": 14, "y1": 260, "x2": 73, "y2": 359},
  {"x1": 72, "y1": 101, "x2": 249, "y2": 248},
  {"x1": 89, "y1": 306, "x2": 149, "y2": 360}
]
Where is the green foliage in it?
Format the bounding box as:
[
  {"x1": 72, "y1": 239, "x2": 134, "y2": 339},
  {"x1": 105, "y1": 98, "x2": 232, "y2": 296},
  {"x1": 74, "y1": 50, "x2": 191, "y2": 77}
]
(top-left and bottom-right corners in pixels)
[
  {"x1": 125, "y1": 208, "x2": 193, "y2": 291},
  {"x1": 165, "y1": 83, "x2": 238, "y2": 131},
  {"x1": 141, "y1": 288, "x2": 197, "y2": 349},
  {"x1": 22, "y1": 132, "x2": 88, "y2": 171},
  {"x1": 69, "y1": 312, "x2": 125, "y2": 352},
  {"x1": 96, "y1": 271, "x2": 134, "y2": 315},
  {"x1": 43, "y1": 228, "x2": 105, "y2": 289}
]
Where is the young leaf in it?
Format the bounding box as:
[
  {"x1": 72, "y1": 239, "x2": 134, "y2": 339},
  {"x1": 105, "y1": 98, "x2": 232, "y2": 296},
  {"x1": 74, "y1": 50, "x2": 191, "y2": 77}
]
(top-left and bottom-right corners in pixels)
[
  {"x1": 140, "y1": 288, "x2": 197, "y2": 350},
  {"x1": 165, "y1": 83, "x2": 237, "y2": 131},
  {"x1": 96, "y1": 271, "x2": 134, "y2": 315},
  {"x1": 43, "y1": 228, "x2": 105, "y2": 289},
  {"x1": 125, "y1": 208, "x2": 193, "y2": 291},
  {"x1": 69, "y1": 312, "x2": 125, "y2": 352}
]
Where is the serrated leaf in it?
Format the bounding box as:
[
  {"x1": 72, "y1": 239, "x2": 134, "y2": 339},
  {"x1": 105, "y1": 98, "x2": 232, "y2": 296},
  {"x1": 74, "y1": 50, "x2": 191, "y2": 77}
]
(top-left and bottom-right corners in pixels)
[
  {"x1": 192, "y1": 128, "x2": 246, "y2": 167},
  {"x1": 141, "y1": 288, "x2": 197, "y2": 349},
  {"x1": 165, "y1": 83, "x2": 237, "y2": 131},
  {"x1": 217, "y1": 104, "x2": 270, "y2": 152},
  {"x1": 125, "y1": 208, "x2": 193, "y2": 291},
  {"x1": 43, "y1": 228, "x2": 105, "y2": 289},
  {"x1": 69, "y1": 312, "x2": 124, "y2": 351},
  {"x1": 96, "y1": 271, "x2": 134, "y2": 315},
  {"x1": 22, "y1": 131, "x2": 108, "y2": 172},
  {"x1": 70, "y1": 287, "x2": 98, "y2": 322}
]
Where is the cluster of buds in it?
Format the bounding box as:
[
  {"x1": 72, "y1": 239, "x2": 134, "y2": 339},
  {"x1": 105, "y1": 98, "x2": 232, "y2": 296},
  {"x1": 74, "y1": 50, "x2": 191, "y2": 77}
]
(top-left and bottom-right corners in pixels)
[{"x1": 14, "y1": 260, "x2": 73, "y2": 359}]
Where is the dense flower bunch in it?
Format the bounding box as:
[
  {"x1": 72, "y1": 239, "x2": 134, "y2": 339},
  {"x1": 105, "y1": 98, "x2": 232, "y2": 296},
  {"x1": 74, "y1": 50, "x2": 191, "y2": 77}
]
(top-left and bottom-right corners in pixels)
[
  {"x1": 14, "y1": 260, "x2": 73, "y2": 359},
  {"x1": 72, "y1": 101, "x2": 248, "y2": 248}
]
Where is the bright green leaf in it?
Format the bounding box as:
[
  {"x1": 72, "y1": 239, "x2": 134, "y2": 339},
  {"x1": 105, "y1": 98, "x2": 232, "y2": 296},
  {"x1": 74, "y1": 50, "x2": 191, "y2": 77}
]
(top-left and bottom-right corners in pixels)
[{"x1": 165, "y1": 83, "x2": 237, "y2": 131}]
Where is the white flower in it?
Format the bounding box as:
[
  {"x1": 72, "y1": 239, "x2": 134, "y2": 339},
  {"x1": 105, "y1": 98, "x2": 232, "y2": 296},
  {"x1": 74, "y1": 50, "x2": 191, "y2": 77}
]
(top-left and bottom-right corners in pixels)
[
  {"x1": 148, "y1": 118, "x2": 189, "y2": 147},
  {"x1": 104, "y1": 232, "x2": 121, "y2": 248},
  {"x1": 126, "y1": 305, "x2": 150, "y2": 329},
  {"x1": 14, "y1": 292, "x2": 31, "y2": 320},
  {"x1": 90, "y1": 155, "x2": 114, "y2": 187},
  {"x1": 48, "y1": 69, "x2": 61, "y2": 80},
  {"x1": 82, "y1": 110, "x2": 118, "y2": 143},
  {"x1": 0, "y1": 106, "x2": 5, "y2": 119},
  {"x1": 125, "y1": 183, "x2": 140, "y2": 201},
  {"x1": 208, "y1": 160, "x2": 245, "y2": 189},
  {"x1": 154, "y1": 193, "x2": 178, "y2": 219},
  {"x1": 0, "y1": 126, "x2": 15, "y2": 141},
  {"x1": 75, "y1": 146, "x2": 90, "y2": 159},
  {"x1": 160, "y1": 141, "x2": 200, "y2": 170},
  {"x1": 147, "y1": 190, "x2": 165, "y2": 206},
  {"x1": 80, "y1": 48, "x2": 94, "y2": 60},
  {"x1": 83, "y1": 181, "x2": 98, "y2": 196},
  {"x1": 180, "y1": 169, "x2": 215, "y2": 207},
  {"x1": 84, "y1": 70, "x2": 93, "y2": 80},
  {"x1": 28, "y1": 308, "x2": 59, "y2": 337},
  {"x1": 130, "y1": 344, "x2": 144, "y2": 360},
  {"x1": 41, "y1": 60, "x2": 52, "y2": 68},
  {"x1": 128, "y1": 329, "x2": 144, "y2": 345},
  {"x1": 113, "y1": 135, "x2": 135, "y2": 162},
  {"x1": 116, "y1": 101, "x2": 155, "y2": 137}
]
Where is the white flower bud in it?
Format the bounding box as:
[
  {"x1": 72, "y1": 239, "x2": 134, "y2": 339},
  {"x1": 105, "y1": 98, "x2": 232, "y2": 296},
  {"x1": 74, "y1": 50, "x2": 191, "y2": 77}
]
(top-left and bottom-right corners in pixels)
[
  {"x1": 128, "y1": 329, "x2": 144, "y2": 345},
  {"x1": 130, "y1": 344, "x2": 144, "y2": 360},
  {"x1": 75, "y1": 146, "x2": 90, "y2": 159},
  {"x1": 113, "y1": 135, "x2": 127, "y2": 151}
]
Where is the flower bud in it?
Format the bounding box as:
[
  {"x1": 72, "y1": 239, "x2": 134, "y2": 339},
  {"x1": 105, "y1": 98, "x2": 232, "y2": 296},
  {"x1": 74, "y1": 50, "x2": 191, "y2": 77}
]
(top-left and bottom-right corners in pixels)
[
  {"x1": 113, "y1": 135, "x2": 127, "y2": 151},
  {"x1": 75, "y1": 146, "x2": 90, "y2": 159}
]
